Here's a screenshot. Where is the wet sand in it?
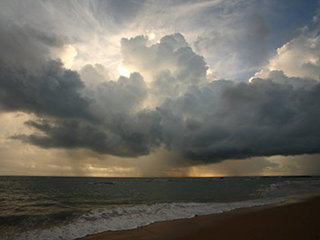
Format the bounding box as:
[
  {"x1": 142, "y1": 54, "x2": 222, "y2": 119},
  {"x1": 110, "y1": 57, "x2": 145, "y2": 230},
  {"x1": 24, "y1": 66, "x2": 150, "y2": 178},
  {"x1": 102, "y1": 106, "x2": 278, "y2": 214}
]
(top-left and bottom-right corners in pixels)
[{"x1": 78, "y1": 196, "x2": 320, "y2": 240}]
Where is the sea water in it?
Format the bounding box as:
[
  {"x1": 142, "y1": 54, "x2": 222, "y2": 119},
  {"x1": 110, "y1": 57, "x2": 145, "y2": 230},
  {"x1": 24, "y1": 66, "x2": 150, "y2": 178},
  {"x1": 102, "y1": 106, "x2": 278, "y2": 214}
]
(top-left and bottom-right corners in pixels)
[{"x1": 1, "y1": 176, "x2": 320, "y2": 240}]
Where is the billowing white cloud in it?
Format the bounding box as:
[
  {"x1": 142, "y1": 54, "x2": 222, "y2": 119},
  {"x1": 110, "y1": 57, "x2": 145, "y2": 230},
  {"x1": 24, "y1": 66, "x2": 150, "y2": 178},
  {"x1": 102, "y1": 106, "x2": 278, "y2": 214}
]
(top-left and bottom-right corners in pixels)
[{"x1": 269, "y1": 34, "x2": 320, "y2": 80}]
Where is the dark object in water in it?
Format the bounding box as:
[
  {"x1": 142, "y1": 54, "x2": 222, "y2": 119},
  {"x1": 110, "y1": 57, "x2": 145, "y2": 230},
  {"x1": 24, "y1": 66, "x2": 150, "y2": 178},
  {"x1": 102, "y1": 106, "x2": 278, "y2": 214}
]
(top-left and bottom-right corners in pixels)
[{"x1": 94, "y1": 181, "x2": 115, "y2": 185}]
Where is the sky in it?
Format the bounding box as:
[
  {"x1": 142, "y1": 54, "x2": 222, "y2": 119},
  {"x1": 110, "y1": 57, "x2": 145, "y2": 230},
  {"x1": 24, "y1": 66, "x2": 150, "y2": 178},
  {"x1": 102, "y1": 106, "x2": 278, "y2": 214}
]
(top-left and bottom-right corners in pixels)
[{"x1": 1, "y1": 0, "x2": 320, "y2": 177}]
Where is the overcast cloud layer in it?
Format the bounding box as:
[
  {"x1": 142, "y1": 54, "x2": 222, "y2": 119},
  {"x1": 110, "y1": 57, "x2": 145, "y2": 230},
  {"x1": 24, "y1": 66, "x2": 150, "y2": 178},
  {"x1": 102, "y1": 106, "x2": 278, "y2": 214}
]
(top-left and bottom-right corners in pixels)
[{"x1": 0, "y1": 0, "x2": 320, "y2": 175}]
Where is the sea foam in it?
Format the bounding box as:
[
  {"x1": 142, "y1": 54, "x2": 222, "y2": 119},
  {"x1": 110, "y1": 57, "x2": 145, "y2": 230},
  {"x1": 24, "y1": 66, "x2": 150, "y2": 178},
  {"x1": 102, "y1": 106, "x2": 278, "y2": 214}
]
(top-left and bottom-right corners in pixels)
[{"x1": 14, "y1": 198, "x2": 284, "y2": 240}]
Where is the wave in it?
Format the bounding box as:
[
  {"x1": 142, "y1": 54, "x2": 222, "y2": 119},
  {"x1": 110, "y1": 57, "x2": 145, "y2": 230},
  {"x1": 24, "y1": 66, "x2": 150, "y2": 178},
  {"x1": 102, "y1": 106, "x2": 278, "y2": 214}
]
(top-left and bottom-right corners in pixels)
[
  {"x1": 258, "y1": 178, "x2": 320, "y2": 198},
  {"x1": 10, "y1": 198, "x2": 284, "y2": 240}
]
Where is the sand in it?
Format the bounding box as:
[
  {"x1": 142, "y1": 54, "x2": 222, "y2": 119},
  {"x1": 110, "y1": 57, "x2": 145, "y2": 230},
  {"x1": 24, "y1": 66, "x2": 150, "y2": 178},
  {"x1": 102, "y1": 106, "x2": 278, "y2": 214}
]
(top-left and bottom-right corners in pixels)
[{"x1": 78, "y1": 196, "x2": 320, "y2": 240}]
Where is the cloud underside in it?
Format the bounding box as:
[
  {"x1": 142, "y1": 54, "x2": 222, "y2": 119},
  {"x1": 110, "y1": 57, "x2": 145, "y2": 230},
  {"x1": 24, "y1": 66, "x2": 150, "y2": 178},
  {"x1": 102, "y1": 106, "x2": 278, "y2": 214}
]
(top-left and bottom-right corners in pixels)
[{"x1": 1, "y1": 27, "x2": 320, "y2": 163}]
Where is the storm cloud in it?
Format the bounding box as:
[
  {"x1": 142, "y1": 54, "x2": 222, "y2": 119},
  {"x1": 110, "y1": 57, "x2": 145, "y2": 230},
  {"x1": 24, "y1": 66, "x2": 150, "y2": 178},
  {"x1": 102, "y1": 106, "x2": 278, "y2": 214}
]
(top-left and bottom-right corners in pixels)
[
  {"x1": 0, "y1": 60, "x2": 93, "y2": 120},
  {"x1": 13, "y1": 112, "x2": 162, "y2": 157},
  {"x1": 0, "y1": 0, "x2": 319, "y2": 173},
  {"x1": 2, "y1": 30, "x2": 319, "y2": 163},
  {"x1": 170, "y1": 77, "x2": 320, "y2": 161}
]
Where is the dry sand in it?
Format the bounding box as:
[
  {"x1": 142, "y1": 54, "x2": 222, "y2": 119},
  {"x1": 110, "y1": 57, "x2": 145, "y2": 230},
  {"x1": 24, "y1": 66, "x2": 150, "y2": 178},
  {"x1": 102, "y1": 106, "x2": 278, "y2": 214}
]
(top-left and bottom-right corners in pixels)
[{"x1": 78, "y1": 196, "x2": 320, "y2": 240}]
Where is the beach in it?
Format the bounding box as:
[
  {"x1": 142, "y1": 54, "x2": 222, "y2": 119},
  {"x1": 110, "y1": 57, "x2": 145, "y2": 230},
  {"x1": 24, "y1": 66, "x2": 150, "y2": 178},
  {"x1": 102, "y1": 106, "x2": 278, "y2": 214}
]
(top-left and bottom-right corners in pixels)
[{"x1": 79, "y1": 196, "x2": 320, "y2": 240}]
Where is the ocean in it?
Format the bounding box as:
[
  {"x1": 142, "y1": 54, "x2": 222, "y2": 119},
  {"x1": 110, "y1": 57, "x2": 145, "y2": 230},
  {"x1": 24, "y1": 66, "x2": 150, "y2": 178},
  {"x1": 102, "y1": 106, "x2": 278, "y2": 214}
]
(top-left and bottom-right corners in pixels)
[{"x1": 1, "y1": 176, "x2": 320, "y2": 240}]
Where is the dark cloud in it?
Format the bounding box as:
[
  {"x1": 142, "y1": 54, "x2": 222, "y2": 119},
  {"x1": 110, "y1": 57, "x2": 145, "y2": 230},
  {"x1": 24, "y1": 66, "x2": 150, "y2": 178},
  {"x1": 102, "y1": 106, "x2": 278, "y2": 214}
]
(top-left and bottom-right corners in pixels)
[
  {"x1": 0, "y1": 60, "x2": 93, "y2": 120},
  {"x1": 0, "y1": 13, "x2": 94, "y2": 121},
  {"x1": 265, "y1": 70, "x2": 318, "y2": 89},
  {"x1": 3, "y1": 31, "x2": 320, "y2": 163},
  {"x1": 122, "y1": 34, "x2": 320, "y2": 162},
  {"x1": 5, "y1": 59, "x2": 162, "y2": 157},
  {"x1": 13, "y1": 108, "x2": 163, "y2": 157},
  {"x1": 0, "y1": 22, "x2": 65, "y2": 70},
  {"x1": 159, "y1": 75, "x2": 320, "y2": 162}
]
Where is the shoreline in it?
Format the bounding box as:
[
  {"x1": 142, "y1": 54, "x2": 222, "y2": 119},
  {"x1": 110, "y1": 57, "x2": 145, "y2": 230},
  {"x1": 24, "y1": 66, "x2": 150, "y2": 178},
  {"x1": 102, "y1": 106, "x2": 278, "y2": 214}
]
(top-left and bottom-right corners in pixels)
[{"x1": 78, "y1": 194, "x2": 320, "y2": 240}]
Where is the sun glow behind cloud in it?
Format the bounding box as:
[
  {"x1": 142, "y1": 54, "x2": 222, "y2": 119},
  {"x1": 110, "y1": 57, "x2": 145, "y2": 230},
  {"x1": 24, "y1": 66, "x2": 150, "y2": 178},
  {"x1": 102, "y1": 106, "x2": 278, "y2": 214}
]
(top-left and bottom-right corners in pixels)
[
  {"x1": 117, "y1": 63, "x2": 131, "y2": 77},
  {"x1": 59, "y1": 45, "x2": 78, "y2": 69},
  {"x1": 148, "y1": 32, "x2": 156, "y2": 41}
]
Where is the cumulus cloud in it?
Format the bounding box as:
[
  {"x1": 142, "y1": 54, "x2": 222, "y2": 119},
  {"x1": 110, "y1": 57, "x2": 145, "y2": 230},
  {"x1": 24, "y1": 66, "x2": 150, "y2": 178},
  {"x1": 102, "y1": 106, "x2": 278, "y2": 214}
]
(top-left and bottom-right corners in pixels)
[
  {"x1": 269, "y1": 34, "x2": 320, "y2": 80},
  {"x1": 1, "y1": 0, "x2": 320, "y2": 178},
  {"x1": 1, "y1": 0, "x2": 320, "y2": 165},
  {"x1": 121, "y1": 33, "x2": 207, "y2": 82},
  {"x1": 171, "y1": 77, "x2": 320, "y2": 162},
  {"x1": 251, "y1": 70, "x2": 318, "y2": 89},
  {"x1": 13, "y1": 109, "x2": 163, "y2": 157},
  {"x1": 0, "y1": 60, "x2": 93, "y2": 120},
  {"x1": 2, "y1": 31, "x2": 318, "y2": 164},
  {"x1": 120, "y1": 33, "x2": 208, "y2": 106}
]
